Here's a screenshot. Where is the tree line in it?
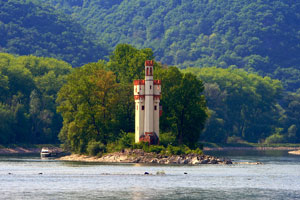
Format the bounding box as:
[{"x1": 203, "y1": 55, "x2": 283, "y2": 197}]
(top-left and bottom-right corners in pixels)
[
  {"x1": 0, "y1": 53, "x2": 72, "y2": 144},
  {"x1": 1, "y1": 44, "x2": 300, "y2": 150}
]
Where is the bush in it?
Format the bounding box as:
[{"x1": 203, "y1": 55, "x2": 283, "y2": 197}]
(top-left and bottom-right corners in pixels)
[
  {"x1": 86, "y1": 141, "x2": 106, "y2": 156},
  {"x1": 226, "y1": 136, "x2": 245, "y2": 144},
  {"x1": 148, "y1": 145, "x2": 165, "y2": 153},
  {"x1": 191, "y1": 148, "x2": 203, "y2": 155},
  {"x1": 166, "y1": 145, "x2": 184, "y2": 155},
  {"x1": 264, "y1": 133, "x2": 286, "y2": 144},
  {"x1": 118, "y1": 132, "x2": 135, "y2": 148},
  {"x1": 159, "y1": 132, "x2": 177, "y2": 147},
  {"x1": 106, "y1": 132, "x2": 135, "y2": 152},
  {"x1": 164, "y1": 145, "x2": 203, "y2": 155},
  {"x1": 132, "y1": 141, "x2": 149, "y2": 151}
]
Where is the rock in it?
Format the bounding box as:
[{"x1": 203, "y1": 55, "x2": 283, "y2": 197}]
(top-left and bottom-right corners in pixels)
[
  {"x1": 184, "y1": 172, "x2": 188, "y2": 174},
  {"x1": 183, "y1": 159, "x2": 189, "y2": 164},
  {"x1": 210, "y1": 159, "x2": 218, "y2": 164},
  {"x1": 158, "y1": 159, "x2": 167, "y2": 164},
  {"x1": 132, "y1": 158, "x2": 141, "y2": 163},
  {"x1": 200, "y1": 159, "x2": 209, "y2": 164},
  {"x1": 191, "y1": 157, "x2": 200, "y2": 165},
  {"x1": 156, "y1": 171, "x2": 165, "y2": 175},
  {"x1": 225, "y1": 160, "x2": 233, "y2": 164},
  {"x1": 144, "y1": 172, "x2": 149, "y2": 175}
]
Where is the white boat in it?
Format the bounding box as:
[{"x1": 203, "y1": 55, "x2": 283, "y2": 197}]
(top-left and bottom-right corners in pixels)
[{"x1": 40, "y1": 148, "x2": 51, "y2": 158}]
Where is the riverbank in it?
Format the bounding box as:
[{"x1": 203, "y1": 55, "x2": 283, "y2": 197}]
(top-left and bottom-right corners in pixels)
[
  {"x1": 57, "y1": 149, "x2": 232, "y2": 165},
  {"x1": 0, "y1": 147, "x2": 41, "y2": 154},
  {"x1": 288, "y1": 150, "x2": 300, "y2": 155},
  {"x1": 203, "y1": 146, "x2": 300, "y2": 151},
  {"x1": 0, "y1": 146, "x2": 62, "y2": 155}
]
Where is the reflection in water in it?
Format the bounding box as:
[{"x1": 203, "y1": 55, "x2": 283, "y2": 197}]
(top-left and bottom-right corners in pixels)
[{"x1": 131, "y1": 187, "x2": 145, "y2": 200}]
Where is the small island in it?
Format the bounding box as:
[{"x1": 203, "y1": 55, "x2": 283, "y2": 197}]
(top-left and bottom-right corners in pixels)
[
  {"x1": 57, "y1": 149, "x2": 232, "y2": 165},
  {"x1": 55, "y1": 60, "x2": 231, "y2": 165}
]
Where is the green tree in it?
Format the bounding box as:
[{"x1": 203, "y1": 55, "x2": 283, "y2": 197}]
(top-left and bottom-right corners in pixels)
[
  {"x1": 108, "y1": 44, "x2": 155, "y2": 83},
  {"x1": 184, "y1": 67, "x2": 283, "y2": 143},
  {"x1": 57, "y1": 62, "x2": 122, "y2": 153},
  {"x1": 156, "y1": 67, "x2": 207, "y2": 148}
]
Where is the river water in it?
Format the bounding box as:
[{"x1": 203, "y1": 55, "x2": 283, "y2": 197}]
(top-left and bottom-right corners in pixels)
[{"x1": 0, "y1": 150, "x2": 300, "y2": 200}]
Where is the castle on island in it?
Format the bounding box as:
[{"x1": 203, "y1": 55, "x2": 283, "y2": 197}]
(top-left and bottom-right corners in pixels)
[{"x1": 134, "y1": 60, "x2": 162, "y2": 145}]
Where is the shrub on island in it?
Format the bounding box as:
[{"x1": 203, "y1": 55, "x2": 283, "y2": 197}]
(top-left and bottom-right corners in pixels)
[{"x1": 104, "y1": 132, "x2": 203, "y2": 156}]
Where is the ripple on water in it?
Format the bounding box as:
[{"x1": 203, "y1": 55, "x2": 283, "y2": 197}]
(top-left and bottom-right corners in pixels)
[{"x1": 1, "y1": 151, "x2": 300, "y2": 200}]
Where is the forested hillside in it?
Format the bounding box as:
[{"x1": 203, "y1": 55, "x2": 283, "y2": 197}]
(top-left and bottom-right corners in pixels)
[
  {"x1": 0, "y1": 0, "x2": 110, "y2": 67},
  {"x1": 42, "y1": 0, "x2": 300, "y2": 91}
]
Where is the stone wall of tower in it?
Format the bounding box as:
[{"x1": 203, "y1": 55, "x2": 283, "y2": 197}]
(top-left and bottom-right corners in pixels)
[
  {"x1": 134, "y1": 80, "x2": 145, "y2": 143},
  {"x1": 153, "y1": 80, "x2": 161, "y2": 137},
  {"x1": 144, "y1": 63, "x2": 154, "y2": 134}
]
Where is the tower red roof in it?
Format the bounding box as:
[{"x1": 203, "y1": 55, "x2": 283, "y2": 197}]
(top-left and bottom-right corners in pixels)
[{"x1": 145, "y1": 60, "x2": 153, "y2": 66}]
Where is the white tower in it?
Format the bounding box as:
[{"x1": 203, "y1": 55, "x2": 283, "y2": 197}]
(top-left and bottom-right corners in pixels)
[{"x1": 134, "y1": 60, "x2": 161, "y2": 144}]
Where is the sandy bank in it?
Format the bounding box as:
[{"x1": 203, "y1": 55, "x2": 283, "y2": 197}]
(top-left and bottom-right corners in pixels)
[
  {"x1": 288, "y1": 150, "x2": 300, "y2": 155},
  {"x1": 57, "y1": 149, "x2": 232, "y2": 165}
]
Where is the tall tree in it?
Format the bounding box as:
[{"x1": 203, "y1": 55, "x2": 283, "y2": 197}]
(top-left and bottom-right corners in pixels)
[
  {"x1": 156, "y1": 67, "x2": 207, "y2": 147},
  {"x1": 57, "y1": 62, "x2": 122, "y2": 153}
]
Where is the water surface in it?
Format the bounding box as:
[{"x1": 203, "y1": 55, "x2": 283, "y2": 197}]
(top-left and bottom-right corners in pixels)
[{"x1": 1, "y1": 150, "x2": 300, "y2": 199}]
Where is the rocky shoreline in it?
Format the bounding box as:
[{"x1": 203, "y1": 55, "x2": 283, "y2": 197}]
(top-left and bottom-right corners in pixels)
[{"x1": 57, "y1": 149, "x2": 233, "y2": 165}]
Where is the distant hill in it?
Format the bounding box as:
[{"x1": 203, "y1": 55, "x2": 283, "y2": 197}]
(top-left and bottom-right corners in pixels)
[
  {"x1": 42, "y1": 0, "x2": 300, "y2": 91},
  {"x1": 0, "y1": 0, "x2": 110, "y2": 67}
]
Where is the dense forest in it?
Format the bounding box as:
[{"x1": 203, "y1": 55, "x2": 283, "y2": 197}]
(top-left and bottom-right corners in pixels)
[
  {"x1": 0, "y1": 53, "x2": 72, "y2": 144},
  {"x1": 0, "y1": 0, "x2": 109, "y2": 67},
  {"x1": 42, "y1": 0, "x2": 300, "y2": 92},
  {"x1": 1, "y1": 45, "x2": 300, "y2": 148},
  {"x1": 0, "y1": 0, "x2": 300, "y2": 148}
]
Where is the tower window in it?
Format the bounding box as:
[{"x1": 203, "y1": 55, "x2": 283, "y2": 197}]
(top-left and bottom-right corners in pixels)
[
  {"x1": 137, "y1": 105, "x2": 138, "y2": 110},
  {"x1": 142, "y1": 106, "x2": 144, "y2": 110},
  {"x1": 154, "y1": 105, "x2": 157, "y2": 110},
  {"x1": 150, "y1": 67, "x2": 152, "y2": 75},
  {"x1": 150, "y1": 85, "x2": 152, "y2": 90}
]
